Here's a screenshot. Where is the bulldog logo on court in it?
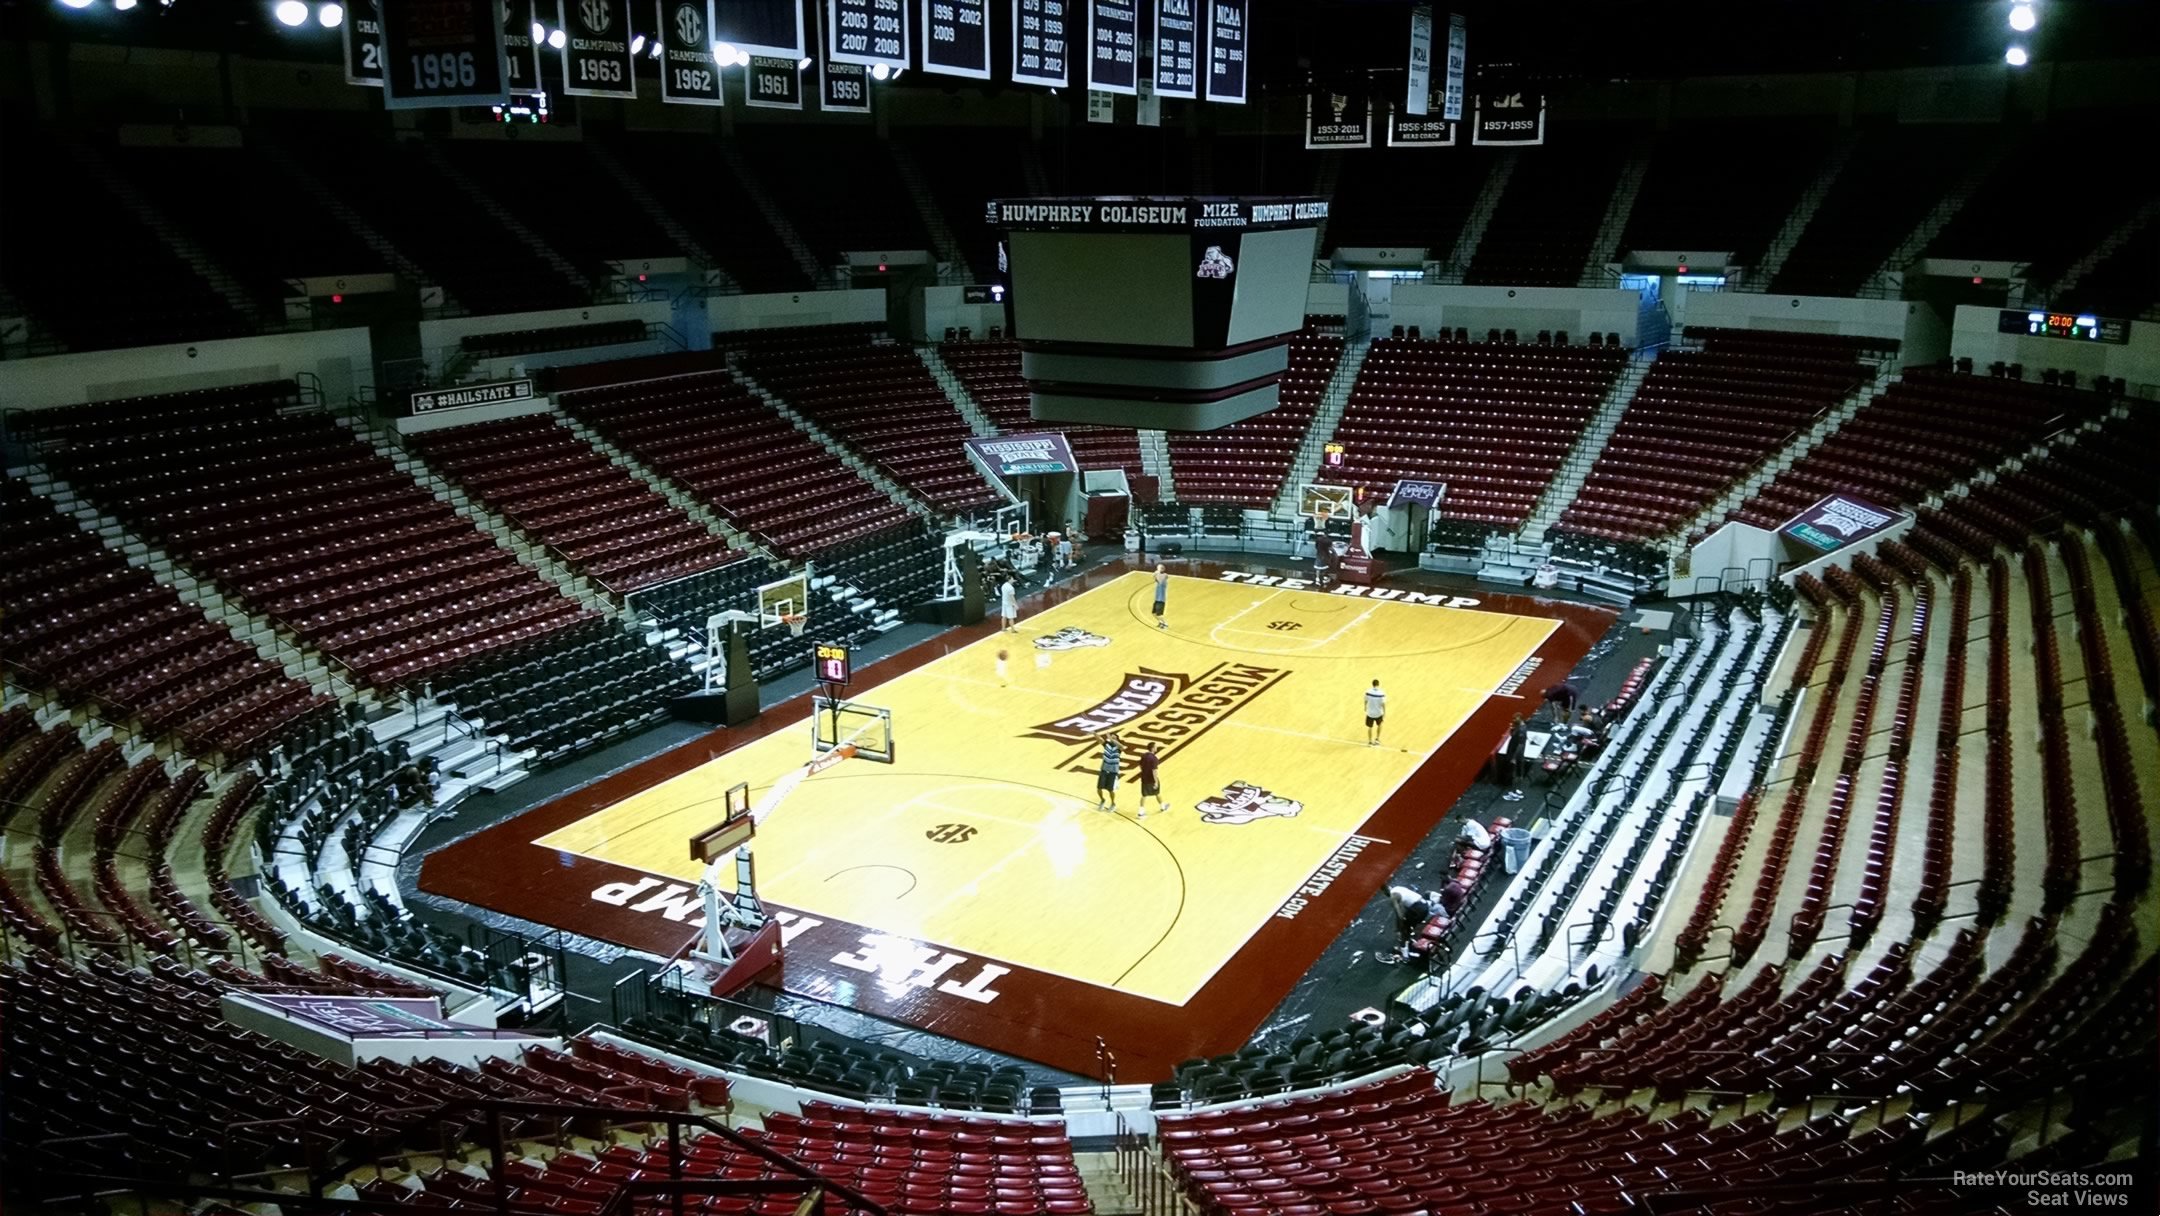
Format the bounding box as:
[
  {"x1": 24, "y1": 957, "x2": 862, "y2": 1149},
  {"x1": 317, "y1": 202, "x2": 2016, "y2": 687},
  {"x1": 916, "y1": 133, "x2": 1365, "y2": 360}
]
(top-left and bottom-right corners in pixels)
[
  {"x1": 1197, "y1": 782, "x2": 1304, "y2": 826},
  {"x1": 925, "y1": 823, "x2": 978, "y2": 844},
  {"x1": 1034, "y1": 627, "x2": 1111, "y2": 651}
]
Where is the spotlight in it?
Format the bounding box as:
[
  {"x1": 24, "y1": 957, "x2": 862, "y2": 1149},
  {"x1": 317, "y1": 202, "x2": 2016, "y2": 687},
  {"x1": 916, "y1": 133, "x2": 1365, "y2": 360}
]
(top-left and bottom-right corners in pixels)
[
  {"x1": 532, "y1": 20, "x2": 545, "y2": 41},
  {"x1": 317, "y1": 1, "x2": 341, "y2": 26},
  {"x1": 714, "y1": 40, "x2": 737, "y2": 66},
  {"x1": 870, "y1": 62, "x2": 890, "y2": 80},
  {"x1": 2005, "y1": 44, "x2": 2029, "y2": 66},
  {"x1": 2008, "y1": 3, "x2": 2036, "y2": 32},
  {"x1": 273, "y1": 0, "x2": 307, "y2": 26},
  {"x1": 60, "y1": 0, "x2": 96, "y2": 9},
  {"x1": 548, "y1": 27, "x2": 566, "y2": 48},
  {"x1": 115, "y1": 0, "x2": 138, "y2": 9},
  {"x1": 648, "y1": 40, "x2": 663, "y2": 58},
  {"x1": 798, "y1": 56, "x2": 812, "y2": 69},
  {"x1": 630, "y1": 33, "x2": 645, "y2": 54}
]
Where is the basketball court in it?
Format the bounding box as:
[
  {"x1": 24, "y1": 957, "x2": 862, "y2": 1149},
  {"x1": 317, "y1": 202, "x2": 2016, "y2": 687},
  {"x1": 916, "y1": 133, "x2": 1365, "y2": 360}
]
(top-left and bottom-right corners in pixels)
[{"x1": 422, "y1": 562, "x2": 1609, "y2": 1077}]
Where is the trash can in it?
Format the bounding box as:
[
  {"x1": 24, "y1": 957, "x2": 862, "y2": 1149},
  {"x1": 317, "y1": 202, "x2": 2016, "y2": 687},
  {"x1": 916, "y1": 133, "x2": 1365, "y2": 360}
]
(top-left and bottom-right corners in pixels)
[{"x1": 1500, "y1": 827, "x2": 1533, "y2": 874}]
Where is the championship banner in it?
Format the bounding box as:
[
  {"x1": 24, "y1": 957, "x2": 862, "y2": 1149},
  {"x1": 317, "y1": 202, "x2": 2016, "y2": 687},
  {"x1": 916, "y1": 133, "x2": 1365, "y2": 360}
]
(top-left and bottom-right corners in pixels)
[
  {"x1": 503, "y1": 0, "x2": 540, "y2": 93},
  {"x1": 1386, "y1": 480, "x2": 1445, "y2": 509},
  {"x1": 967, "y1": 433, "x2": 1081, "y2": 477},
  {"x1": 1012, "y1": 0, "x2": 1071, "y2": 88},
  {"x1": 1137, "y1": 73, "x2": 1161, "y2": 126},
  {"x1": 1471, "y1": 88, "x2": 1545, "y2": 145},
  {"x1": 1304, "y1": 87, "x2": 1373, "y2": 150},
  {"x1": 381, "y1": 0, "x2": 513, "y2": 109},
  {"x1": 658, "y1": 0, "x2": 724, "y2": 106},
  {"x1": 1087, "y1": 89, "x2": 1117, "y2": 123},
  {"x1": 1442, "y1": 11, "x2": 1465, "y2": 121},
  {"x1": 1778, "y1": 494, "x2": 1906, "y2": 555},
  {"x1": 713, "y1": 0, "x2": 805, "y2": 59},
  {"x1": 829, "y1": 0, "x2": 908, "y2": 70},
  {"x1": 1404, "y1": 4, "x2": 1432, "y2": 116},
  {"x1": 820, "y1": 57, "x2": 871, "y2": 111},
  {"x1": 1204, "y1": 0, "x2": 1246, "y2": 103},
  {"x1": 744, "y1": 54, "x2": 805, "y2": 109},
  {"x1": 1154, "y1": 0, "x2": 1198, "y2": 99},
  {"x1": 1087, "y1": 0, "x2": 1139, "y2": 95},
  {"x1": 345, "y1": 0, "x2": 384, "y2": 86},
  {"x1": 924, "y1": 0, "x2": 992, "y2": 80},
  {"x1": 559, "y1": 0, "x2": 636, "y2": 98}
]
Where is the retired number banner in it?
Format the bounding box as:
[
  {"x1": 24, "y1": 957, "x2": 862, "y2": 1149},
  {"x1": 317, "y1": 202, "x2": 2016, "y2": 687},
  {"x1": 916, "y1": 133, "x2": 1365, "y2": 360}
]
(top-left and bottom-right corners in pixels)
[
  {"x1": 1304, "y1": 87, "x2": 1372, "y2": 149},
  {"x1": 1471, "y1": 88, "x2": 1545, "y2": 145},
  {"x1": 658, "y1": 0, "x2": 723, "y2": 106}
]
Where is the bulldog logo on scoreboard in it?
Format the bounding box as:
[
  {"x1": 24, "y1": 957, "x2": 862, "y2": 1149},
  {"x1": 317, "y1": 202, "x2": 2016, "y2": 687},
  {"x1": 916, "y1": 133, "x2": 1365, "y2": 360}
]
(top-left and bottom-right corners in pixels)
[
  {"x1": 1195, "y1": 245, "x2": 1235, "y2": 279},
  {"x1": 1197, "y1": 782, "x2": 1304, "y2": 826}
]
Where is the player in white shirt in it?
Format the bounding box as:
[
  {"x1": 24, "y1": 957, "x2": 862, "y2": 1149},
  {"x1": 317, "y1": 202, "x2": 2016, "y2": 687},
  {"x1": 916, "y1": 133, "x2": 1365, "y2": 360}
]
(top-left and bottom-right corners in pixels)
[
  {"x1": 1365, "y1": 679, "x2": 1387, "y2": 746},
  {"x1": 999, "y1": 576, "x2": 1018, "y2": 633}
]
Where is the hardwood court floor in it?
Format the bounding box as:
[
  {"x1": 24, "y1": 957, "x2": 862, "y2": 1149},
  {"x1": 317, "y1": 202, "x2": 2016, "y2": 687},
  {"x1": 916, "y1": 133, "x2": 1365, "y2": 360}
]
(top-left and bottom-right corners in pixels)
[{"x1": 535, "y1": 571, "x2": 1558, "y2": 1006}]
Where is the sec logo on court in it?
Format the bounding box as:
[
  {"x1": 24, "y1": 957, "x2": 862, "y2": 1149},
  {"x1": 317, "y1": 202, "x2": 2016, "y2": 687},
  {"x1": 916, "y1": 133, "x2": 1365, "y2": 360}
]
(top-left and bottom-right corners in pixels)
[
  {"x1": 1267, "y1": 620, "x2": 1303, "y2": 631},
  {"x1": 925, "y1": 823, "x2": 979, "y2": 844}
]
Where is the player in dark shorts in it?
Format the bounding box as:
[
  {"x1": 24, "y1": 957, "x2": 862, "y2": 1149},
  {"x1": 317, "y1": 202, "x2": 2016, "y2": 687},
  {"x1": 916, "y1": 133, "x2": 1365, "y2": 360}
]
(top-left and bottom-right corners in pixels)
[
  {"x1": 1137, "y1": 742, "x2": 1170, "y2": 819},
  {"x1": 1095, "y1": 734, "x2": 1122, "y2": 812}
]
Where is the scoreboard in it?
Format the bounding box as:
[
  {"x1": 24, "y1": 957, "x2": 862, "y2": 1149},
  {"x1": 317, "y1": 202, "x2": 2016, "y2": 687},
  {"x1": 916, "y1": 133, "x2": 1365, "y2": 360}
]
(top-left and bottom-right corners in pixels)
[
  {"x1": 815, "y1": 642, "x2": 853, "y2": 686},
  {"x1": 1998, "y1": 309, "x2": 2130, "y2": 344}
]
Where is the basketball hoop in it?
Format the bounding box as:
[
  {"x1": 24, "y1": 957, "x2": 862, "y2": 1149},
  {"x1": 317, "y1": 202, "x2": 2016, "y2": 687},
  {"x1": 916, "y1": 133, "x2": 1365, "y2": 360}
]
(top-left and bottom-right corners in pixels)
[{"x1": 782, "y1": 613, "x2": 807, "y2": 638}]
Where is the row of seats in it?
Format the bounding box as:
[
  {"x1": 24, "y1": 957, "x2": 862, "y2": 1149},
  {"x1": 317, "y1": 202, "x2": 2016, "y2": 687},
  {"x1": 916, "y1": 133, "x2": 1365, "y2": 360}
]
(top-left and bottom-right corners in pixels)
[
  {"x1": 938, "y1": 340, "x2": 1147, "y2": 478},
  {"x1": 1165, "y1": 330, "x2": 1347, "y2": 505}
]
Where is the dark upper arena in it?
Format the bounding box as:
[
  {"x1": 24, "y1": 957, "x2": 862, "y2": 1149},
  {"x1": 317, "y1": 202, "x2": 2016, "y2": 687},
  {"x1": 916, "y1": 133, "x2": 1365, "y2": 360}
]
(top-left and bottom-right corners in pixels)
[{"x1": 2, "y1": 0, "x2": 2158, "y2": 1213}]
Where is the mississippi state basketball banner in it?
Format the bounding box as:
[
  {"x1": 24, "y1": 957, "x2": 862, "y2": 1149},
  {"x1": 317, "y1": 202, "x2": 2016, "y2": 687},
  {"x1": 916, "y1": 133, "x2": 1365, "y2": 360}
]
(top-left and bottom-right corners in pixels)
[
  {"x1": 820, "y1": 58, "x2": 872, "y2": 112},
  {"x1": 744, "y1": 55, "x2": 805, "y2": 109},
  {"x1": 559, "y1": 0, "x2": 637, "y2": 98},
  {"x1": 1471, "y1": 88, "x2": 1546, "y2": 145},
  {"x1": 1203, "y1": 0, "x2": 1246, "y2": 103},
  {"x1": 503, "y1": 0, "x2": 540, "y2": 93},
  {"x1": 657, "y1": 0, "x2": 724, "y2": 106},
  {"x1": 1304, "y1": 86, "x2": 1373, "y2": 149}
]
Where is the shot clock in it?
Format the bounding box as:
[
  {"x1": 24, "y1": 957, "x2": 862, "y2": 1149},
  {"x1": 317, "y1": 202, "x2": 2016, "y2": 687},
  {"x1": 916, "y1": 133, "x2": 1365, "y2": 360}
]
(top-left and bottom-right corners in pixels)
[{"x1": 815, "y1": 641, "x2": 853, "y2": 687}]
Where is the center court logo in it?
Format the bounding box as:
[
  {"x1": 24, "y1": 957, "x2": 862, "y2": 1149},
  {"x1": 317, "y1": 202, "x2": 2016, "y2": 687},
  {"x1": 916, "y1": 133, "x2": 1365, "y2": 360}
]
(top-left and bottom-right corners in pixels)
[
  {"x1": 1028, "y1": 662, "x2": 1290, "y2": 775},
  {"x1": 1034, "y1": 627, "x2": 1110, "y2": 651},
  {"x1": 1197, "y1": 782, "x2": 1304, "y2": 825}
]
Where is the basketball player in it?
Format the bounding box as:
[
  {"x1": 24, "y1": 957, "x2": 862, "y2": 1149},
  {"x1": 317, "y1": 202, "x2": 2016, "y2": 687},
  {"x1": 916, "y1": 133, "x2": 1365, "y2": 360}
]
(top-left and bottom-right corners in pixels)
[
  {"x1": 1152, "y1": 564, "x2": 1169, "y2": 630},
  {"x1": 1095, "y1": 733, "x2": 1123, "y2": 812},
  {"x1": 1365, "y1": 679, "x2": 1388, "y2": 746},
  {"x1": 1136, "y1": 741, "x2": 1169, "y2": 819},
  {"x1": 999, "y1": 575, "x2": 1018, "y2": 633}
]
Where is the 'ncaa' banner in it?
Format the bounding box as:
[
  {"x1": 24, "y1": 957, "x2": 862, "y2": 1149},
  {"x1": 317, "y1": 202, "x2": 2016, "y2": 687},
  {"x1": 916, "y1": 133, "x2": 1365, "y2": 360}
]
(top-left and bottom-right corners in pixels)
[
  {"x1": 346, "y1": 0, "x2": 384, "y2": 85},
  {"x1": 745, "y1": 55, "x2": 804, "y2": 109},
  {"x1": 503, "y1": 0, "x2": 540, "y2": 93},
  {"x1": 1012, "y1": 0, "x2": 1071, "y2": 88},
  {"x1": 1155, "y1": 0, "x2": 1199, "y2": 99},
  {"x1": 714, "y1": 0, "x2": 805, "y2": 59},
  {"x1": 1442, "y1": 11, "x2": 1465, "y2": 121},
  {"x1": 560, "y1": 0, "x2": 637, "y2": 98},
  {"x1": 1472, "y1": 89, "x2": 1544, "y2": 145},
  {"x1": 924, "y1": 0, "x2": 992, "y2": 80},
  {"x1": 1204, "y1": 0, "x2": 1246, "y2": 103},
  {"x1": 1304, "y1": 88, "x2": 1373, "y2": 150},
  {"x1": 381, "y1": 0, "x2": 513, "y2": 109},
  {"x1": 820, "y1": 58, "x2": 872, "y2": 111},
  {"x1": 968, "y1": 433, "x2": 1080, "y2": 477},
  {"x1": 1087, "y1": 0, "x2": 1139, "y2": 96},
  {"x1": 658, "y1": 0, "x2": 723, "y2": 106},
  {"x1": 1404, "y1": 4, "x2": 1431, "y2": 116},
  {"x1": 829, "y1": 0, "x2": 908, "y2": 70}
]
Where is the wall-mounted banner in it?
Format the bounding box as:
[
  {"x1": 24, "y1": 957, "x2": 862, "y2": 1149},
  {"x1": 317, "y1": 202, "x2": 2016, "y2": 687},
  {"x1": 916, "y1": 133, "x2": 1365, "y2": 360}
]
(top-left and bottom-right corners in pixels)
[
  {"x1": 407, "y1": 378, "x2": 534, "y2": 416},
  {"x1": 829, "y1": 0, "x2": 908, "y2": 70},
  {"x1": 1387, "y1": 106, "x2": 1455, "y2": 147},
  {"x1": 1088, "y1": 88, "x2": 1117, "y2": 122},
  {"x1": 1779, "y1": 494, "x2": 1905, "y2": 555},
  {"x1": 1404, "y1": 4, "x2": 1432, "y2": 116},
  {"x1": 345, "y1": 0, "x2": 384, "y2": 86},
  {"x1": 1304, "y1": 88, "x2": 1373, "y2": 150},
  {"x1": 714, "y1": 0, "x2": 805, "y2": 59},
  {"x1": 1012, "y1": 0, "x2": 1072, "y2": 88},
  {"x1": 658, "y1": 0, "x2": 724, "y2": 106},
  {"x1": 382, "y1": 0, "x2": 513, "y2": 109},
  {"x1": 559, "y1": 0, "x2": 636, "y2": 98},
  {"x1": 1471, "y1": 88, "x2": 1544, "y2": 145},
  {"x1": 1386, "y1": 480, "x2": 1445, "y2": 509},
  {"x1": 1205, "y1": 0, "x2": 1246, "y2": 103},
  {"x1": 1442, "y1": 11, "x2": 1465, "y2": 121},
  {"x1": 1137, "y1": 73, "x2": 1161, "y2": 126},
  {"x1": 968, "y1": 433, "x2": 1081, "y2": 477},
  {"x1": 924, "y1": 0, "x2": 992, "y2": 79},
  {"x1": 820, "y1": 57, "x2": 872, "y2": 111},
  {"x1": 503, "y1": 0, "x2": 540, "y2": 92},
  {"x1": 745, "y1": 54, "x2": 804, "y2": 108},
  {"x1": 1087, "y1": 0, "x2": 1140, "y2": 95},
  {"x1": 1155, "y1": 0, "x2": 1199, "y2": 99}
]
